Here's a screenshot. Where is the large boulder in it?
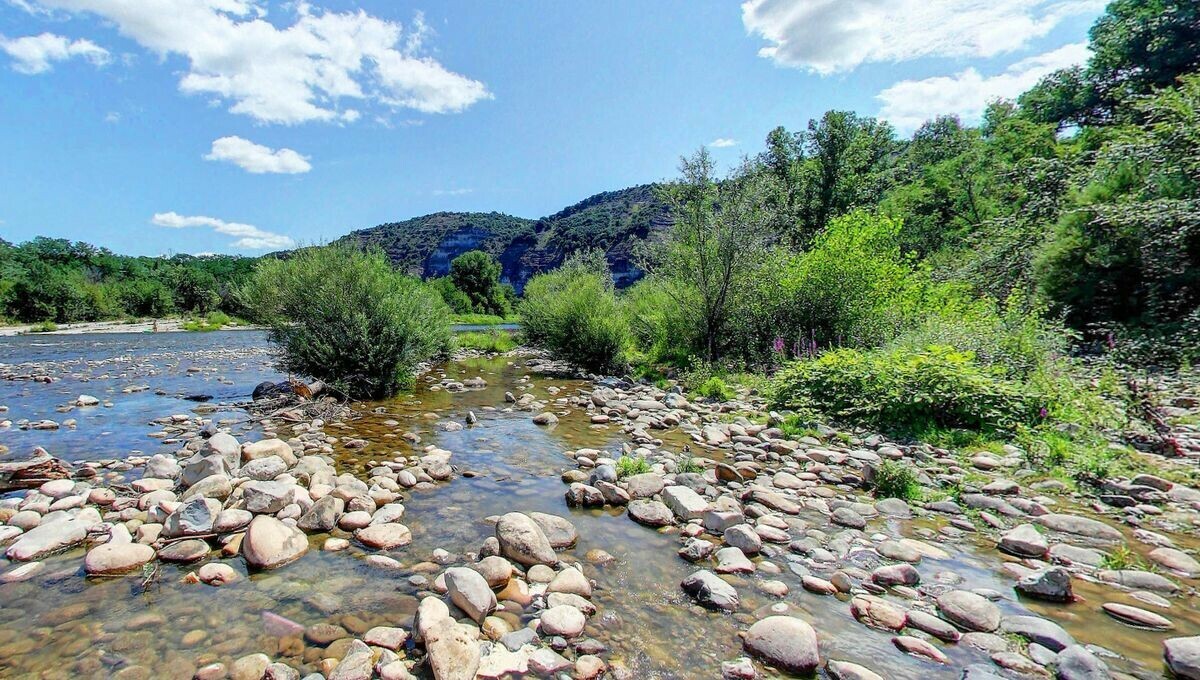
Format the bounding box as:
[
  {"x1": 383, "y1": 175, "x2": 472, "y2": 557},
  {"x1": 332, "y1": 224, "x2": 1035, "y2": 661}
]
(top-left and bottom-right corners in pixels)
[
  {"x1": 425, "y1": 618, "x2": 481, "y2": 680},
  {"x1": 6, "y1": 511, "x2": 99, "y2": 561},
  {"x1": 241, "y1": 481, "x2": 296, "y2": 514},
  {"x1": 528, "y1": 512, "x2": 578, "y2": 549},
  {"x1": 743, "y1": 616, "x2": 820, "y2": 674},
  {"x1": 936, "y1": 590, "x2": 1000, "y2": 633},
  {"x1": 242, "y1": 515, "x2": 308, "y2": 569},
  {"x1": 1165, "y1": 636, "x2": 1200, "y2": 679},
  {"x1": 495, "y1": 513, "x2": 557, "y2": 567},
  {"x1": 163, "y1": 497, "x2": 221, "y2": 538},
  {"x1": 242, "y1": 438, "x2": 296, "y2": 466},
  {"x1": 298, "y1": 495, "x2": 344, "y2": 533}
]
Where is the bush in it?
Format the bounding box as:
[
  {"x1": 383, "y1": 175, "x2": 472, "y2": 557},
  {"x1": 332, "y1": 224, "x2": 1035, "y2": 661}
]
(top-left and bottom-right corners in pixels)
[
  {"x1": 621, "y1": 276, "x2": 699, "y2": 366},
  {"x1": 182, "y1": 311, "x2": 233, "y2": 332},
  {"x1": 520, "y1": 253, "x2": 630, "y2": 373},
  {"x1": 615, "y1": 455, "x2": 650, "y2": 478},
  {"x1": 694, "y1": 376, "x2": 734, "y2": 401},
  {"x1": 871, "y1": 460, "x2": 921, "y2": 500},
  {"x1": 430, "y1": 277, "x2": 473, "y2": 314},
  {"x1": 450, "y1": 250, "x2": 511, "y2": 316},
  {"x1": 242, "y1": 245, "x2": 451, "y2": 399},
  {"x1": 770, "y1": 345, "x2": 1040, "y2": 436}
]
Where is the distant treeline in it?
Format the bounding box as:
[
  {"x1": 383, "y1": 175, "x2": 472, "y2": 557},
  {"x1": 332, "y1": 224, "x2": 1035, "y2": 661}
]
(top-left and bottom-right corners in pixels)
[{"x1": 0, "y1": 237, "x2": 255, "y2": 322}]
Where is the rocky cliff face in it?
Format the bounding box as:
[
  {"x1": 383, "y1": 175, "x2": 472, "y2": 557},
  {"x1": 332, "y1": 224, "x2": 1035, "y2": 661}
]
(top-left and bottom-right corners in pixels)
[{"x1": 335, "y1": 184, "x2": 671, "y2": 290}]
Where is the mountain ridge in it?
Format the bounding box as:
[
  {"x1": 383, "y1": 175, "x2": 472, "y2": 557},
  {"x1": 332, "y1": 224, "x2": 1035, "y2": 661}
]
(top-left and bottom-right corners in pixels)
[{"x1": 334, "y1": 183, "x2": 671, "y2": 289}]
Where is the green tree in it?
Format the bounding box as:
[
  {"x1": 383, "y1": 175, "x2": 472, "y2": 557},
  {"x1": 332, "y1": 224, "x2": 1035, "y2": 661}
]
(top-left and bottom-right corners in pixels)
[{"x1": 449, "y1": 250, "x2": 509, "y2": 316}]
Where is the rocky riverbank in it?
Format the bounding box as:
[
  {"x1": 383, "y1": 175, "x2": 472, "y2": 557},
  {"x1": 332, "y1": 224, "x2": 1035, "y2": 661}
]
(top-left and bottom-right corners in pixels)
[{"x1": 1, "y1": 338, "x2": 1200, "y2": 679}]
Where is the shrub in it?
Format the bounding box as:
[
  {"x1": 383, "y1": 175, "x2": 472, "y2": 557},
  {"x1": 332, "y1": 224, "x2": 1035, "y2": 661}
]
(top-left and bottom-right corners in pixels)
[
  {"x1": 694, "y1": 376, "x2": 734, "y2": 401},
  {"x1": 520, "y1": 253, "x2": 630, "y2": 373},
  {"x1": 676, "y1": 456, "x2": 704, "y2": 474},
  {"x1": 871, "y1": 460, "x2": 921, "y2": 500},
  {"x1": 182, "y1": 311, "x2": 233, "y2": 332},
  {"x1": 430, "y1": 277, "x2": 473, "y2": 314},
  {"x1": 242, "y1": 245, "x2": 451, "y2": 399},
  {"x1": 450, "y1": 250, "x2": 511, "y2": 316},
  {"x1": 615, "y1": 455, "x2": 650, "y2": 478},
  {"x1": 26, "y1": 320, "x2": 58, "y2": 333},
  {"x1": 621, "y1": 276, "x2": 699, "y2": 366},
  {"x1": 770, "y1": 345, "x2": 1039, "y2": 436}
]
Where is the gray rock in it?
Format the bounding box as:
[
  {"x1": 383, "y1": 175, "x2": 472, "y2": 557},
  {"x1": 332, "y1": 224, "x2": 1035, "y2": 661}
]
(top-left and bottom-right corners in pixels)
[
  {"x1": 742, "y1": 616, "x2": 820, "y2": 674},
  {"x1": 1017, "y1": 567, "x2": 1073, "y2": 602},
  {"x1": 1054, "y1": 644, "x2": 1109, "y2": 679},
  {"x1": 444, "y1": 567, "x2": 496, "y2": 623},
  {"x1": 663, "y1": 485, "x2": 708, "y2": 520},
  {"x1": 1165, "y1": 636, "x2": 1200, "y2": 679},
  {"x1": 528, "y1": 512, "x2": 578, "y2": 549},
  {"x1": 999, "y1": 523, "x2": 1048, "y2": 558},
  {"x1": 164, "y1": 497, "x2": 221, "y2": 537},
  {"x1": 243, "y1": 515, "x2": 308, "y2": 570},
  {"x1": 495, "y1": 512, "x2": 557, "y2": 566},
  {"x1": 627, "y1": 500, "x2": 674, "y2": 527},
  {"x1": 681, "y1": 569, "x2": 739, "y2": 611},
  {"x1": 1001, "y1": 615, "x2": 1075, "y2": 652},
  {"x1": 937, "y1": 590, "x2": 1001, "y2": 632},
  {"x1": 297, "y1": 495, "x2": 344, "y2": 533},
  {"x1": 242, "y1": 481, "x2": 294, "y2": 514}
]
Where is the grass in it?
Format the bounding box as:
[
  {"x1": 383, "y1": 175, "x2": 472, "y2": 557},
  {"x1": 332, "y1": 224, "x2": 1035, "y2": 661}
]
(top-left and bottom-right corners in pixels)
[
  {"x1": 455, "y1": 329, "x2": 517, "y2": 353},
  {"x1": 452, "y1": 313, "x2": 518, "y2": 325},
  {"x1": 872, "y1": 460, "x2": 922, "y2": 500},
  {"x1": 693, "y1": 376, "x2": 735, "y2": 401},
  {"x1": 182, "y1": 311, "x2": 234, "y2": 332},
  {"x1": 26, "y1": 320, "x2": 58, "y2": 333},
  {"x1": 1101, "y1": 545, "x2": 1147, "y2": 571},
  {"x1": 676, "y1": 456, "x2": 704, "y2": 474},
  {"x1": 616, "y1": 455, "x2": 651, "y2": 478}
]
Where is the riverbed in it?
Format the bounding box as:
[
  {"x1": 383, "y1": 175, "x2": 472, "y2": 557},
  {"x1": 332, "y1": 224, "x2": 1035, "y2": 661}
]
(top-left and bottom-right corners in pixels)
[{"x1": 1, "y1": 331, "x2": 1198, "y2": 679}]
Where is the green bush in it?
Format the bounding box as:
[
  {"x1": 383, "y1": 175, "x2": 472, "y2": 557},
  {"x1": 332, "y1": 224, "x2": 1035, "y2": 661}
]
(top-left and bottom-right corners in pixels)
[
  {"x1": 182, "y1": 311, "x2": 233, "y2": 332},
  {"x1": 621, "y1": 276, "x2": 699, "y2": 366},
  {"x1": 694, "y1": 376, "x2": 734, "y2": 401},
  {"x1": 871, "y1": 460, "x2": 921, "y2": 500},
  {"x1": 242, "y1": 245, "x2": 451, "y2": 399},
  {"x1": 430, "y1": 277, "x2": 473, "y2": 314},
  {"x1": 520, "y1": 253, "x2": 630, "y2": 373},
  {"x1": 450, "y1": 250, "x2": 512, "y2": 317},
  {"x1": 770, "y1": 345, "x2": 1039, "y2": 436},
  {"x1": 615, "y1": 455, "x2": 650, "y2": 478}
]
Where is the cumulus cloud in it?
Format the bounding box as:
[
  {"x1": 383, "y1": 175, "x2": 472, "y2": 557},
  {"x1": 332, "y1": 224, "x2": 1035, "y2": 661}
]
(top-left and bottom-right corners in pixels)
[
  {"x1": 708, "y1": 138, "x2": 738, "y2": 148},
  {"x1": 25, "y1": 1, "x2": 491, "y2": 124},
  {"x1": 0, "y1": 32, "x2": 109, "y2": 73},
  {"x1": 877, "y1": 42, "x2": 1090, "y2": 132},
  {"x1": 741, "y1": 0, "x2": 1103, "y2": 74},
  {"x1": 151, "y1": 211, "x2": 294, "y2": 250},
  {"x1": 204, "y1": 135, "x2": 312, "y2": 174}
]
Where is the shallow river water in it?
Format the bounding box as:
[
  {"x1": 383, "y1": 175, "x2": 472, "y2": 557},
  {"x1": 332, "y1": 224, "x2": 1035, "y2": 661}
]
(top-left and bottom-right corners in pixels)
[{"x1": 0, "y1": 332, "x2": 1196, "y2": 679}]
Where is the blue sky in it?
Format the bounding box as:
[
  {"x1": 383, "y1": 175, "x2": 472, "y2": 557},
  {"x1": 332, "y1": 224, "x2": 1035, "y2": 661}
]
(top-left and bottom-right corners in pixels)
[{"x1": 0, "y1": 0, "x2": 1105, "y2": 256}]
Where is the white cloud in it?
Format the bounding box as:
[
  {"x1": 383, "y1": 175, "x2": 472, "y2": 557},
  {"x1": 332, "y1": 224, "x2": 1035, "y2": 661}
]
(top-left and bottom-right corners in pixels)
[
  {"x1": 432, "y1": 188, "x2": 472, "y2": 196},
  {"x1": 708, "y1": 138, "x2": 738, "y2": 148},
  {"x1": 204, "y1": 135, "x2": 312, "y2": 174},
  {"x1": 26, "y1": 1, "x2": 491, "y2": 124},
  {"x1": 104, "y1": 111, "x2": 120, "y2": 123},
  {"x1": 741, "y1": 0, "x2": 1103, "y2": 74},
  {"x1": 877, "y1": 42, "x2": 1090, "y2": 132},
  {"x1": 0, "y1": 32, "x2": 110, "y2": 74},
  {"x1": 151, "y1": 211, "x2": 294, "y2": 250}
]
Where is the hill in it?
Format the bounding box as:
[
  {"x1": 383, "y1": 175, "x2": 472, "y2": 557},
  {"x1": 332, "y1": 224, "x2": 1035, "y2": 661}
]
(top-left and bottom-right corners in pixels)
[{"x1": 335, "y1": 183, "x2": 671, "y2": 290}]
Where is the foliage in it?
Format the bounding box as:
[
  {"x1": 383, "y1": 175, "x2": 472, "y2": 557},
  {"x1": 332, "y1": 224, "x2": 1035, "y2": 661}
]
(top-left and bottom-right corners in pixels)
[
  {"x1": 1101, "y1": 544, "x2": 1147, "y2": 571},
  {"x1": 770, "y1": 345, "x2": 1041, "y2": 436},
  {"x1": 455, "y1": 329, "x2": 517, "y2": 353},
  {"x1": 181, "y1": 311, "x2": 233, "y2": 332},
  {"x1": 651, "y1": 149, "x2": 776, "y2": 360},
  {"x1": 615, "y1": 455, "x2": 650, "y2": 478},
  {"x1": 25, "y1": 320, "x2": 57, "y2": 333},
  {"x1": 871, "y1": 460, "x2": 922, "y2": 501},
  {"x1": 451, "y1": 313, "x2": 515, "y2": 325},
  {"x1": 676, "y1": 456, "x2": 704, "y2": 474},
  {"x1": 693, "y1": 376, "x2": 734, "y2": 401},
  {"x1": 520, "y1": 252, "x2": 630, "y2": 373},
  {"x1": 450, "y1": 250, "x2": 512, "y2": 316},
  {"x1": 430, "y1": 276, "x2": 474, "y2": 314},
  {"x1": 242, "y1": 244, "x2": 451, "y2": 399},
  {"x1": 0, "y1": 237, "x2": 254, "y2": 323},
  {"x1": 621, "y1": 276, "x2": 698, "y2": 366}
]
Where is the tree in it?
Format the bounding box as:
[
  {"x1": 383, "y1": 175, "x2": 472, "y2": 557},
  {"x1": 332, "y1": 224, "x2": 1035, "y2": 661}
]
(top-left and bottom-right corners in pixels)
[
  {"x1": 449, "y1": 250, "x2": 509, "y2": 316},
  {"x1": 654, "y1": 148, "x2": 777, "y2": 360}
]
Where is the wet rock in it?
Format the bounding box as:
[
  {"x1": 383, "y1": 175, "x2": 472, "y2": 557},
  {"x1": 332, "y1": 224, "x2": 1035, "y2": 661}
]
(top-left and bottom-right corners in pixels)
[
  {"x1": 1037, "y1": 514, "x2": 1121, "y2": 541},
  {"x1": 831, "y1": 507, "x2": 866, "y2": 529},
  {"x1": 905, "y1": 610, "x2": 961, "y2": 642},
  {"x1": 623, "y1": 473, "x2": 664, "y2": 499},
  {"x1": 242, "y1": 480, "x2": 295, "y2": 514},
  {"x1": 715, "y1": 547, "x2": 755, "y2": 574},
  {"x1": 444, "y1": 567, "x2": 497, "y2": 623},
  {"x1": 197, "y1": 562, "x2": 238, "y2": 586},
  {"x1": 1101, "y1": 602, "x2": 1173, "y2": 630},
  {"x1": 364, "y1": 626, "x2": 408, "y2": 651},
  {"x1": 354, "y1": 523, "x2": 412, "y2": 549},
  {"x1": 1165, "y1": 636, "x2": 1200, "y2": 679},
  {"x1": 827, "y1": 660, "x2": 883, "y2": 680},
  {"x1": 1016, "y1": 567, "x2": 1073, "y2": 602},
  {"x1": 84, "y1": 542, "x2": 155, "y2": 575},
  {"x1": 495, "y1": 512, "x2": 557, "y2": 567},
  {"x1": 528, "y1": 512, "x2": 578, "y2": 549},
  {"x1": 243, "y1": 515, "x2": 308, "y2": 569},
  {"x1": 242, "y1": 438, "x2": 295, "y2": 466},
  {"x1": 548, "y1": 566, "x2": 591, "y2": 598},
  {"x1": 6, "y1": 512, "x2": 97, "y2": 561},
  {"x1": 1148, "y1": 547, "x2": 1200, "y2": 577},
  {"x1": 1001, "y1": 615, "x2": 1075, "y2": 652},
  {"x1": 1055, "y1": 644, "x2": 1109, "y2": 679},
  {"x1": 743, "y1": 616, "x2": 820, "y2": 674},
  {"x1": 1096, "y1": 569, "x2": 1179, "y2": 593},
  {"x1": 851, "y1": 594, "x2": 906, "y2": 631},
  {"x1": 681, "y1": 569, "x2": 739, "y2": 611},
  {"x1": 892, "y1": 635, "x2": 948, "y2": 663},
  {"x1": 627, "y1": 500, "x2": 674, "y2": 527},
  {"x1": 999, "y1": 524, "x2": 1048, "y2": 558},
  {"x1": 231, "y1": 653, "x2": 271, "y2": 680},
  {"x1": 871, "y1": 563, "x2": 919, "y2": 587},
  {"x1": 158, "y1": 538, "x2": 211, "y2": 562},
  {"x1": 532, "y1": 412, "x2": 558, "y2": 426},
  {"x1": 724, "y1": 524, "x2": 762, "y2": 555},
  {"x1": 936, "y1": 590, "x2": 1000, "y2": 632}
]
